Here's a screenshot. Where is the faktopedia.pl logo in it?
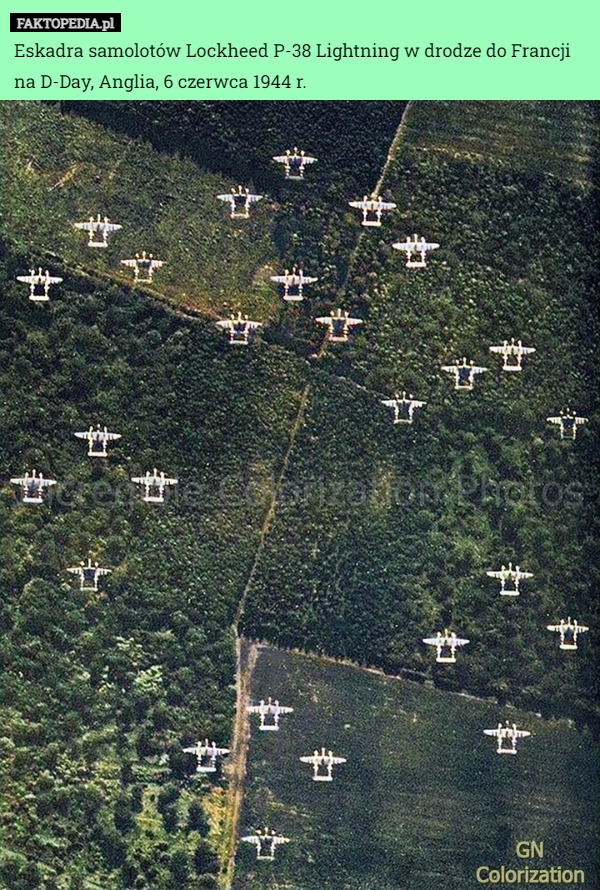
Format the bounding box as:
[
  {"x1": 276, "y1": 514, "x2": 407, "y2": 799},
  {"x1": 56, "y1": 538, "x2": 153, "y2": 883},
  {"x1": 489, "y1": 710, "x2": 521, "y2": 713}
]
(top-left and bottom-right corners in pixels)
[{"x1": 10, "y1": 13, "x2": 121, "y2": 31}]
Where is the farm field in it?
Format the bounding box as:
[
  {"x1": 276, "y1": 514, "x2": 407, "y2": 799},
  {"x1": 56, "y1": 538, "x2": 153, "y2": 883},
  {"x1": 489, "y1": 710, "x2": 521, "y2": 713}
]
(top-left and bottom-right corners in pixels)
[
  {"x1": 234, "y1": 646, "x2": 598, "y2": 890},
  {"x1": 0, "y1": 101, "x2": 278, "y2": 317}
]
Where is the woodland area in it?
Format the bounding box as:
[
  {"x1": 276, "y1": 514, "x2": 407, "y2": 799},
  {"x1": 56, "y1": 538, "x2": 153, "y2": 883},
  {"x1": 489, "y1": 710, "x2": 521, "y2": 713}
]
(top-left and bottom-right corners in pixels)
[{"x1": 0, "y1": 101, "x2": 598, "y2": 889}]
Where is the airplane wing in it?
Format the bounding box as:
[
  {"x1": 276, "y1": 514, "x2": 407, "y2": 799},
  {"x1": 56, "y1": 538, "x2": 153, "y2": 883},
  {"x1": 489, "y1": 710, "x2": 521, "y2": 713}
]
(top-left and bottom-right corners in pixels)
[
  {"x1": 215, "y1": 319, "x2": 234, "y2": 330},
  {"x1": 471, "y1": 365, "x2": 488, "y2": 374},
  {"x1": 422, "y1": 636, "x2": 442, "y2": 646},
  {"x1": 182, "y1": 745, "x2": 199, "y2": 754},
  {"x1": 454, "y1": 636, "x2": 470, "y2": 646},
  {"x1": 74, "y1": 430, "x2": 121, "y2": 440},
  {"x1": 19, "y1": 272, "x2": 62, "y2": 284},
  {"x1": 270, "y1": 274, "x2": 296, "y2": 285},
  {"x1": 75, "y1": 220, "x2": 121, "y2": 232},
  {"x1": 299, "y1": 754, "x2": 318, "y2": 764},
  {"x1": 142, "y1": 474, "x2": 178, "y2": 486},
  {"x1": 17, "y1": 271, "x2": 60, "y2": 284},
  {"x1": 346, "y1": 317, "x2": 363, "y2": 328},
  {"x1": 265, "y1": 702, "x2": 294, "y2": 715},
  {"x1": 350, "y1": 198, "x2": 395, "y2": 210},
  {"x1": 241, "y1": 834, "x2": 261, "y2": 844},
  {"x1": 483, "y1": 728, "x2": 502, "y2": 737},
  {"x1": 315, "y1": 316, "x2": 334, "y2": 326},
  {"x1": 330, "y1": 755, "x2": 347, "y2": 764},
  {"x1": 247, "y1": 704, "x2": 263, "y2": 714},
  {"x1": 121, "y1": 259, "x2": 139, "y2": 268},
  {"x1": 546, "y1": 416, "x2": 562, "y2": 424},
  {"x1": 441, "y1": 365, "x2": 458, "y2": 373},
  {"x1": 246, "y1": 194, "x2": 263, "y2": 203},
  {"x1": 485, "y1": 570, "x2": 504, "y2": 578},
  {"x1": 216, "y1": 194, "x2": 235, "y2": 203},
  {"x1": 274, "y1": 149, "x2": 316, "y2": 160},
  {"x1": 512, "y1": 729, "x2": 531, "y2": 738},
  {"x1": 489, "y1": 345, "x2": 506, "y2": 354}
]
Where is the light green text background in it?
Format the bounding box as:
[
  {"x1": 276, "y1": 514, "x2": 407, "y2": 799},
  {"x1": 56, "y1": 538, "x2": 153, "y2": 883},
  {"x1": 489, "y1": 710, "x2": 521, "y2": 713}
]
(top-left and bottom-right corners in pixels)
[{"x1": 2, "y1": 0, "x2": 599, "y2": 99}]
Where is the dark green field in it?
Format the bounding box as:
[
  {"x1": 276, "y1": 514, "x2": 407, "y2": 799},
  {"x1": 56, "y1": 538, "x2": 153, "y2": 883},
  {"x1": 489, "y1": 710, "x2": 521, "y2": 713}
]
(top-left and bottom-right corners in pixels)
[
  {"x1": 402, "y1": 101, "x2": 597, "y2": 183},
  {"x1": 236, "y1": 647, "x2": 598, "y2": 890}
]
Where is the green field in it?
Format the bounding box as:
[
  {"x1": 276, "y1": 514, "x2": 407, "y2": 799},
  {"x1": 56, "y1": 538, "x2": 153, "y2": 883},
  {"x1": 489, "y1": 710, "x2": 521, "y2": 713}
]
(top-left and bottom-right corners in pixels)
[
  {"x1": 0, "y1": 102, "x2": 278, "y2": 317},
  {"x1": 235, "y1": 646, "x2": 598, "y2": 890}
]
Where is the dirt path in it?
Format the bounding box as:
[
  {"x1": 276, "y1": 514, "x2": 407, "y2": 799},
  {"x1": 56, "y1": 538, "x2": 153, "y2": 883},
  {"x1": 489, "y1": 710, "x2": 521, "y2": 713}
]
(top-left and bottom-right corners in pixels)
[
  {"x1": 374, "y1": 100, "x2": 413, "y2": 196},
  {"x1": 219, "y1": 637, "x2": 260, "y2": 888}
]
